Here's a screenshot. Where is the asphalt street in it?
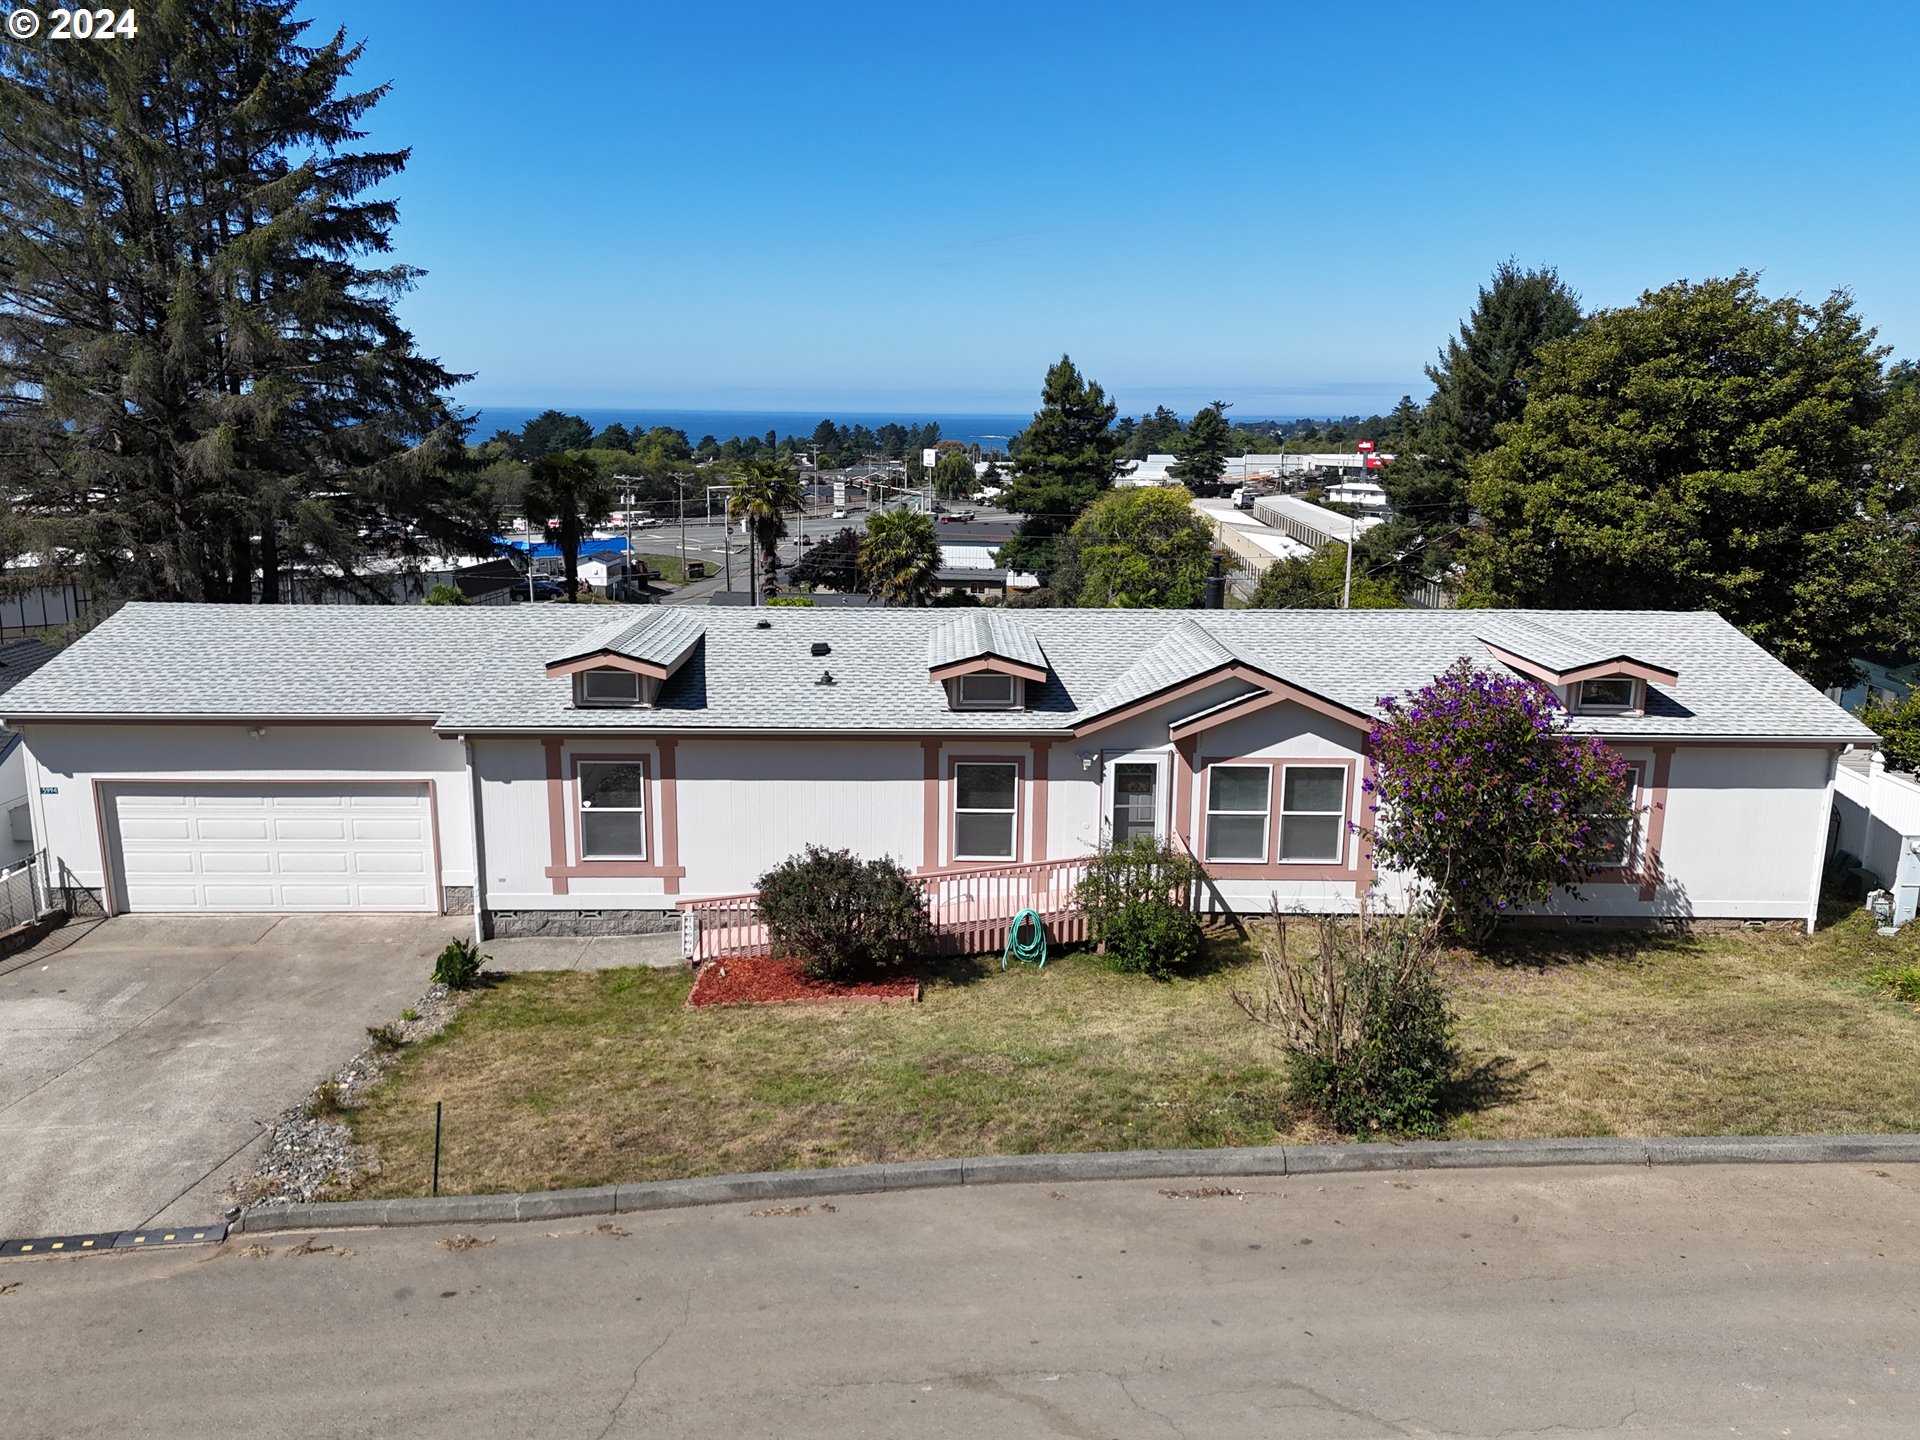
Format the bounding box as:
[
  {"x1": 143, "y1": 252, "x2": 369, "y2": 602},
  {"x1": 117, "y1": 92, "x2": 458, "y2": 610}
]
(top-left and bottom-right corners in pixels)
[{"x1": 7, "y1": 1163, "x2": 1919, "y2": 1437}]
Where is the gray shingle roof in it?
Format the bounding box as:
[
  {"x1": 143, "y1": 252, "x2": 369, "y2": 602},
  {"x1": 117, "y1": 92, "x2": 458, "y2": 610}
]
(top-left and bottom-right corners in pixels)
[
  {"x1": 547, "y1": 609, "x2": 704, "y2": 671},
  {"x1": 1082, "y1": 619, "x2": 1242, "y2": 718},
  {"x1": 0, "y1": 602, "x2": 1876, "y2": 743},
  {"x1": 1476, "y1": 614, "x2": 1671, "y2": 675},
  {"x1": 926, "y1": 611, "x2": 1046, "y2": 670}
]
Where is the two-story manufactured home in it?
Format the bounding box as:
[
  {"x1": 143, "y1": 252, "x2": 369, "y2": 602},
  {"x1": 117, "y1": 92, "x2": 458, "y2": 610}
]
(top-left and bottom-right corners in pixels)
[{"x1": 0, "y1": 603, "x2": 1874, "y2": 939}]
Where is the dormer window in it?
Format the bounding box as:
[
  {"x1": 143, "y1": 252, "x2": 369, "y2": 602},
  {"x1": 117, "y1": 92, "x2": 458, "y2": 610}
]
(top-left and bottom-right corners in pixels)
[
  {"x1": 577, "y1": 668, "x2": 652, "y2": 708},
  {"x1": 954, "y1": 672, "x2": 1020, "y2": 710},
  {"x1": 1573, "y1": 677, "x2": 1639, "y2": 714}
]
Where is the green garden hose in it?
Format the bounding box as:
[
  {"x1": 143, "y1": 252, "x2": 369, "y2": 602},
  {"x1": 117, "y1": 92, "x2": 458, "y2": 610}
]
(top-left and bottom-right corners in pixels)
[{"x1": 1002, "y1": 908, "x2": 1048, "y2": 970}]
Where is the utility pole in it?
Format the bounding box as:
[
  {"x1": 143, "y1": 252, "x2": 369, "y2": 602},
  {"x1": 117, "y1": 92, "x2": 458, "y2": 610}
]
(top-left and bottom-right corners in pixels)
[
  {"x1": 622, "y1": 489, "x2": 633, "y2": 601},
  {"x1": 677, "y1": 474, "x2": 688, "y2": 584},
  {"x1": 1342, "y1": 517, "x2": 1354, "y2": 609}
]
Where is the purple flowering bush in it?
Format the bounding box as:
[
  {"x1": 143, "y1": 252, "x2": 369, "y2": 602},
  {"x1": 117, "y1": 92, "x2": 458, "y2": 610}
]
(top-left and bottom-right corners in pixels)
[{"x1": 1364, "y1": 659, "x2": 1634, "y2": 943}]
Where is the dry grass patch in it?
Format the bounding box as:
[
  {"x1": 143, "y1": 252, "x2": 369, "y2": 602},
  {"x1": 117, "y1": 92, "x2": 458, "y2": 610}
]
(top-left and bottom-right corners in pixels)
[{"x1": 341, "y1": 912, "x2": 1920, "y2": 1199}]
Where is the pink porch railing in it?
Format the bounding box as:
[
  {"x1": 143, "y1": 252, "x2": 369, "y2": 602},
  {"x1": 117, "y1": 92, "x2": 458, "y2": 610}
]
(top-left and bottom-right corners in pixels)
[{"x1": 675, "y1": 855, "x2": 1102, "y2": 965}]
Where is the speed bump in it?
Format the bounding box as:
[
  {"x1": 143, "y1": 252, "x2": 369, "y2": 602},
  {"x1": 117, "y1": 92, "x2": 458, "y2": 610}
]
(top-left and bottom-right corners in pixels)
[{"x1": 0, "y1": 1223, "x2": 227, "y2": 1258}]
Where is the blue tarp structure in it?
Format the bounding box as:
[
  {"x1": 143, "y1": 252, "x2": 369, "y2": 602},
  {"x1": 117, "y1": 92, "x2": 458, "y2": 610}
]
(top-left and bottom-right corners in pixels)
[{"x1": 494, "y1": 535, "x2": 630, "y2": 560}]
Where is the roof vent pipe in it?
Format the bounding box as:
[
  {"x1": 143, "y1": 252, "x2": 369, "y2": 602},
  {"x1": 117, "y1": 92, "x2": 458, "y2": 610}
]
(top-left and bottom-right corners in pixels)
[
  {"x1": 755, "y1": 618, "x2": 772, "y2": 629},
  {"x1": 817, "y1": 670, "x2": 836, "y2": 686}
]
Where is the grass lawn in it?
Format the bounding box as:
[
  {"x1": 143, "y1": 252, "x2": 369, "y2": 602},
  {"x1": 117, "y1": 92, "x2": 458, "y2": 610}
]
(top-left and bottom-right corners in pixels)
[
  {"x1": 341, "y1": 907, "x2": 1920, "y2": 1200},
  {"x1": 635, "y1": 552, "x2": 688, "y2": 584}
]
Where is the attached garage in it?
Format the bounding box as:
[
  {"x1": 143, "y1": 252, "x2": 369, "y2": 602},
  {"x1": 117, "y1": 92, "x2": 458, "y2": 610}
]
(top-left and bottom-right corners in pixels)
[{"x1": 102, "y1": 782, "x2": 441, "y2": 913}]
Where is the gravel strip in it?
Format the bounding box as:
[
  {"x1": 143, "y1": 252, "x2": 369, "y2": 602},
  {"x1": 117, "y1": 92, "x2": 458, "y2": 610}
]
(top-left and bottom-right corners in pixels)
[{"x1": 231, "y1": 978, "x2": 475, "y2": 1210}]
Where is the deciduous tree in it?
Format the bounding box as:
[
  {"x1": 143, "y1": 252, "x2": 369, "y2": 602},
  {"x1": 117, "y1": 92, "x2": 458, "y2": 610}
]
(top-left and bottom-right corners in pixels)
[
  {"x1": 1466, "y1": 273, "x2": 1893, "y2": 686},
  {"x1": 1058, "y1": 487, "x2": 1213, "y2": 608}
]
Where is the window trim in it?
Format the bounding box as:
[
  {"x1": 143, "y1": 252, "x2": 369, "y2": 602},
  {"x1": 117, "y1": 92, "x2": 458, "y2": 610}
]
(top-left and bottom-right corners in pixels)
[
  {"x1": 1277, "y1": 762, "x2": 1350, "y2": 865},
  {"x1": 953, "y1": 672, "x2": 1021, "y2": 710},
  {"x1": 1572, "y1": 676, "x2": 1641, "y2": 715},
  {"x1": 1583, "y1": 759, "x2": 1645, "y2": 874},
  {"x1": 1195, "y1": 755, "x2": 1362, "y2": 878},
  {"x1": 1203, "y1": 763, "x2": 1273, "y2": 865},
  {"x1": 573, "y1": 756, "x2": 652, "y2": 862},
  {"x1": 949, "y1": 756, "x2": 1024, "y2": 863},
  {"x1": 575, "y1": 668, "x2": 653, "y2": 709}
]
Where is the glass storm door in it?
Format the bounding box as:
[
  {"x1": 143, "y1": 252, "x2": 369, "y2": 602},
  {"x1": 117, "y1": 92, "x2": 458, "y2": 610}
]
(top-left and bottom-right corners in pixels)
[{"x1": 1111, "y1": 762, "x2": 1162, "y2": 844}]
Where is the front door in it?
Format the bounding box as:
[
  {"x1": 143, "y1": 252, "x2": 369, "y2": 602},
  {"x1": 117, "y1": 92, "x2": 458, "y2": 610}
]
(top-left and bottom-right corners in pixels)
[{"x1": 1110, "y1": 761, "x2": 1162, "y2": 845}]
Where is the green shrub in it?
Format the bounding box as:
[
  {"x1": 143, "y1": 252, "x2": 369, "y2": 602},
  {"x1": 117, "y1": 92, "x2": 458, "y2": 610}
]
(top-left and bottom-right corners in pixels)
[
  {"x1": 755, "y1": 845, "x2": 933, "y2": 982},
  {"x1": 306, "y1": 1080, "x2": 347, "y2": 1121},
  {"x1": 763, "y1": 595, "x2": 816, "y2": 607},
  {"x1": 432, "y1": 937, "x2": 487, "y2": 990},
  {"x1": 1234, "y1": 904, "x2": 1459, "y2": 1135},
  {"x1": 1866, "y1": 962, "x2": 1920, "y2": 1003},
  {"x1": 1074, "y1": 835, "x2": 1206, "y2": 979}
]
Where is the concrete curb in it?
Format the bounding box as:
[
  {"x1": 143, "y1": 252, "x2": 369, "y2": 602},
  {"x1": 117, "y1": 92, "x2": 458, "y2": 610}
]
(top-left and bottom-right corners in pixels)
[{"x1": 229, "y1": 1133, "x2": 1920, "y2": 1235}]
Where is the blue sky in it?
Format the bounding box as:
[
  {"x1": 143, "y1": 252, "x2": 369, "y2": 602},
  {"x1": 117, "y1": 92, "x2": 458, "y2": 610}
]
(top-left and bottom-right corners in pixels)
[{"x1": 312, "y1": 0, "x2": 1920, "y2": 417}]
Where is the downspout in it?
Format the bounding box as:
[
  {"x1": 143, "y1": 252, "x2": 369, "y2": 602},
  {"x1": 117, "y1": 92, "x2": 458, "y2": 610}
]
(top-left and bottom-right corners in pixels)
[{"x1": 460, "y1": 735, "x2": 490, "y2": 945}]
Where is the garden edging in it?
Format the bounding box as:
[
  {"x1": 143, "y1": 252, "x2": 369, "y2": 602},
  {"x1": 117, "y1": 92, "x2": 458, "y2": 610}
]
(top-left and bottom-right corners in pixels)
[{"x1": 230, "y1": 1132, "x2": 1920, "y2": 1234}]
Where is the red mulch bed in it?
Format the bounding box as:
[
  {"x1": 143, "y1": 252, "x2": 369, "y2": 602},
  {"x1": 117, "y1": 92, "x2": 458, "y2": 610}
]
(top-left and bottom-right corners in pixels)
[{"x1": 686, "y1": 955, "x2": 921, "y2": 1008}]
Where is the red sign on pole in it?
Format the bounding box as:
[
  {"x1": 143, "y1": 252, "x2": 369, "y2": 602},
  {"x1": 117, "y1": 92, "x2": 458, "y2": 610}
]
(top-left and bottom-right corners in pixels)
[
  {"x1": 1356, "y1": 439, "x2": 1377, "y2": 453},
  {"x1": 1365, "y1": 454, "x2": 1383, "y2": 470}
]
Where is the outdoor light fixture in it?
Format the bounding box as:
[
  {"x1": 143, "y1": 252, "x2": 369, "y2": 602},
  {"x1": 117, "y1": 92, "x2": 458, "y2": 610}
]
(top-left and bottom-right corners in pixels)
[
  {"x1": 1078, "y1": 750, "x2": 1095, "y2": 771},
  {"x1": 247, "y1": 726, "x2": 267, "y2": 740}
]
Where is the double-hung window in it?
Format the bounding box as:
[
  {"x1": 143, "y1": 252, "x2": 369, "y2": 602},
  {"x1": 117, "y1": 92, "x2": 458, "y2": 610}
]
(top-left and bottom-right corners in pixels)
[
  {"x1": 578, "y1": 761, "x2": 647, "y2": 859},
  {"x1": 1278, "y1": 766, "x2": 1347, "y2": 862},
  {"x1": 953, "y1": 762, "x2": 1018, "y2": 860},
  {"x1": 1584, "y1": 767, "x2": 1640, "y2": 868},
  {"x1": 1205, "y1": 765, "x2": 1271, "y2": 863}
]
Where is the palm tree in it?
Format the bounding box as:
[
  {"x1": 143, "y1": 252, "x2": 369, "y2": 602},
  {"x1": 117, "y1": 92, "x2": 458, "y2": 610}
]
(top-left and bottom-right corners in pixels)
[
  {"x1": 727, "y1": 458, "x2": 803, "y2": 603},
  {"x1": 861, "y1": 507, "x2": 941, "y2": 606},
  {"x1": 523, "y1": 453, "x2": 616, "y2": 601}
]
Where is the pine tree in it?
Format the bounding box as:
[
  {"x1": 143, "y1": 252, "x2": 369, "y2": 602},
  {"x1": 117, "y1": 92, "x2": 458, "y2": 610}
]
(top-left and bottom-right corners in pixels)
[
  {"x1": 1169, "y1": 401, "x2": 1233, "y2": 488},
  {"x1": 999, "y1": 355, "x2": 1120, "y2": 576},
  {"x1": 1368, "y1": 262, "x2": 1583, "y2": 591},
  {"x1": 0, "y1": 0, "x2": 486, "y2": 604}
]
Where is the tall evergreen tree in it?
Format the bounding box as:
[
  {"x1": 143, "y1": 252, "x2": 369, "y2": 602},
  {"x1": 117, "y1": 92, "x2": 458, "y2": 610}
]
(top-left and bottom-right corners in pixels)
[
  {"x1": 1169, "y1": 401, "x2": 1233, "y2": 488},
  {"x1": 999, "y1": 355, "x2": 1120, "y2": 575},
  {"x1": 1367, "y1": 262, "x2": 1583, "y2": 591},
  {"x1": 0, "y1": 0, "x2": 486, "y2": 604}
]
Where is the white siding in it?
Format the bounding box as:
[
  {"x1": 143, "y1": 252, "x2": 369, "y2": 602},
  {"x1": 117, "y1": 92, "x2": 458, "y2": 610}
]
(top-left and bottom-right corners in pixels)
[
  {"x1": 680, "y1": 738, "x2": 926, "y2": 896},
  {"x1": 20, "y1": 723, "x2": 473, "y2": 904}
]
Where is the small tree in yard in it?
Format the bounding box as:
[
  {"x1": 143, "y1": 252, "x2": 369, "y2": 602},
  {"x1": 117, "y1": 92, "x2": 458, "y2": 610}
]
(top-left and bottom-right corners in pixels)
[
  {"x1": 1365, "y1": 659, "x2": 1634, "y2": 943},
  {"x1": 1074, "y1": 835, "x2": 1207, "y2": 980},
  {"x1": 1233, "y1": 903, "x2": 1458, "y2": 1136},
  {"x1": 756, "y1": 846, "x2": 934, "y2": 982}
]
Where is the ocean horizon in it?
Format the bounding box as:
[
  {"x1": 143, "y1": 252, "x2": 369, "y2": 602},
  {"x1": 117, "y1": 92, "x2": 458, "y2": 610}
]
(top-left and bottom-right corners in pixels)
[{"x1": 463, "y1": 405, "x2": 1316, "y2": 452}]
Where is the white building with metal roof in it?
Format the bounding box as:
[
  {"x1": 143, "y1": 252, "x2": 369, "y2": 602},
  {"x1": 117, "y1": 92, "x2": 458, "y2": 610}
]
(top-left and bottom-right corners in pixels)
[{"x1": 0, "y1": 603, "x2": 1873, "y2": 939}]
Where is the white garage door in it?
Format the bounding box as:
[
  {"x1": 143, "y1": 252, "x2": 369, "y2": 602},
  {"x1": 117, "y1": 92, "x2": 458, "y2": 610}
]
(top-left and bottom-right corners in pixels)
[{"x1": 106, "y1": 783, "x2": 438, "y2": 913}]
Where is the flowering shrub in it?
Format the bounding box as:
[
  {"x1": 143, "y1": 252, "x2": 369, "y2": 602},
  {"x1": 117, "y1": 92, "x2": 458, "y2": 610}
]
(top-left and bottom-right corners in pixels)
[
  {"x1": 1363, "y1": 659, "x2": 1634, "y2": 942},
  {"x1": 756, "y1": 846, "x2": 933, "y2": 982}
]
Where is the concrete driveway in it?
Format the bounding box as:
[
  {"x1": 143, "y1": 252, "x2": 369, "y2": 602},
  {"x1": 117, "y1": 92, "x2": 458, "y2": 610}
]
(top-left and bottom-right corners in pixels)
[{"x1": 0, "y1": 913, "x2": 462, "y2": 1237}]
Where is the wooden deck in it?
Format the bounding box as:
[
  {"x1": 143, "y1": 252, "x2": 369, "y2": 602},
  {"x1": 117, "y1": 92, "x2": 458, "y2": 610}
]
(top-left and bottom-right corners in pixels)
[{"x1": 676, "y1": 855, "x2": 1101, "y2": 964}]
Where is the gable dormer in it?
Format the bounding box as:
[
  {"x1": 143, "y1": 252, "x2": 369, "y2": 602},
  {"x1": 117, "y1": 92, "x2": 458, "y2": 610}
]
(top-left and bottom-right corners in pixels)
[
  {"x1": 1477, "y1": 616, "x2": 1677, "y2": 717},
  {"x1": 927, "y1": 612, "x2": 1046, "y2": 711},
  {"x1": 545, "y1": 611, "x2": 704, "y2": 709}
]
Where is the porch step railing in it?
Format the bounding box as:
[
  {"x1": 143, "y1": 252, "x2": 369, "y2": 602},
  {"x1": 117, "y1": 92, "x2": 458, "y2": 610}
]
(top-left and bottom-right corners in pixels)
[{"x1": 676, "y1": 854, "x2": 1106, "y2": 965}]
